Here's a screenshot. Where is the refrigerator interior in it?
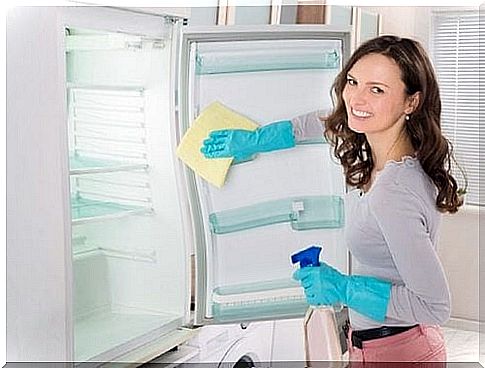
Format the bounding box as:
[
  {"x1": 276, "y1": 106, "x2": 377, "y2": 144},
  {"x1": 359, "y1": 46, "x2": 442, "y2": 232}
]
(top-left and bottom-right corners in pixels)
[
  {"x1": 188, "y1": 36, "x2": 348, "y2": 323},
  {"x1": 65, "y1": 27, "x2": 188, "y2": 361}
]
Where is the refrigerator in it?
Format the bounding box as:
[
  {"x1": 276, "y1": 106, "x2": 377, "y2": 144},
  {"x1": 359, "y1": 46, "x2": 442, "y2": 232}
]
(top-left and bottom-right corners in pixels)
[{"x1": 7, "y1": 6, "x2": 351, "y2": 365}]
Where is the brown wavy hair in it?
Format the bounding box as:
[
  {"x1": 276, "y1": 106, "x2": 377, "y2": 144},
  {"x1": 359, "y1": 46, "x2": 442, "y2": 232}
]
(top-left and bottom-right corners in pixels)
[{"x1": 324, "y1": 35, "x2": 462, "y2": 213}]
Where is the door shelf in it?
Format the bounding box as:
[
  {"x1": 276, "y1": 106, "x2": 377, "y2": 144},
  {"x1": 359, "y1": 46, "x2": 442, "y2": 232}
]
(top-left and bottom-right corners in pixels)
[
  {"x1": 71, "y1": 196, "x2": 152, "y2": 225},
  {"x1": 69, "y1": 154, "x2": 148, "y2": 175},
  {"x1": 196, "y1": 48, "x2": 340, "y2": 75},
  {"x1": 212, "y1": 296, "x2": 308, "y2": 323},
  {"x1": 211, "y1": 278, "x2": 308, "y2": 322},
  {"x1": 213, "y1": 278, "x2": 301, "y2": 297},
  {"x1": 209, "y1": 195, "x2": 344, "y2": 234}
]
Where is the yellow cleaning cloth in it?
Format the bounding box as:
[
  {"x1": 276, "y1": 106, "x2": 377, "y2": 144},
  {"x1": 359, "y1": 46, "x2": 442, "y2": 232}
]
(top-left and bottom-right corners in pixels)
[{"x1": 176, "y1": 101, "x2": 258, "y2": 188}]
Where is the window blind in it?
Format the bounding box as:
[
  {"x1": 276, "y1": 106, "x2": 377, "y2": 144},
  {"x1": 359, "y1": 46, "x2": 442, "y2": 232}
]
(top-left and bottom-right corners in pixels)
[{"x1": 431, "y1": 10, "x2": 480, "y2": 205}]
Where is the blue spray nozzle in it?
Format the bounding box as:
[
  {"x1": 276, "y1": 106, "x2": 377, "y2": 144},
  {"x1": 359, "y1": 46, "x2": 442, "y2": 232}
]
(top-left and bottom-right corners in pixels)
[{"x1": 291, "y1": 245, "x2": 322, "y2": 268}]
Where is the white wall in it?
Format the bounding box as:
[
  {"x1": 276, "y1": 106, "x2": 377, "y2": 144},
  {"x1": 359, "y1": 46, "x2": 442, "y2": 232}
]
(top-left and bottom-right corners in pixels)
[
  {"x1": 438, "y1": 207, "x2": 480, "y2": 323},
  {"x1": 361, "y1": 6, "x2": 432, "y2": 49}
]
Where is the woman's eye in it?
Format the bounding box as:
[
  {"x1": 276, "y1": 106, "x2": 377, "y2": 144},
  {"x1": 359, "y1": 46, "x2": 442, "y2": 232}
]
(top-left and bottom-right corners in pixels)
[
  {"x1": 346, "y1": 78, "x2": 357, "y2": 86},
  {"x1": 371, "y1": 86, "x2": 384, "y2": 94}
]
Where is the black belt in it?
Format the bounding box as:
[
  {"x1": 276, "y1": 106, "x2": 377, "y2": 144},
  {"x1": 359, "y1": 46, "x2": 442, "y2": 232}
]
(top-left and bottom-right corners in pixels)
[{"x1": 343, "y1": 321, "x2": 419, "y2": 349}]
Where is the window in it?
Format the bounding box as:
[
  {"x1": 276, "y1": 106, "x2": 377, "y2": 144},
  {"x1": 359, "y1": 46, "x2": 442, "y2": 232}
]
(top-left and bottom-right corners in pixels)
[{"x1": 431, "y1": 10, "x2": 480, "y2": 205}]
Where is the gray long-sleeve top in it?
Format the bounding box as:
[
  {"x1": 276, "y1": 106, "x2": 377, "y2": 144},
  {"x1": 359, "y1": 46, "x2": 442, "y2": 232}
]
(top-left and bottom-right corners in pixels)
[
  {"x1": 290, "y1": 111, "x2": 451, "y2": 330},
  {"x1": 290, "y1": 110, "x2": 328, "y2": 143}
]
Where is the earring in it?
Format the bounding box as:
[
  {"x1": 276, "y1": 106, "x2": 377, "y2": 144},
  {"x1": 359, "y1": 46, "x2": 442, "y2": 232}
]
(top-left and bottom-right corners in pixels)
[{"x1": 405, "y1": 115, "x2": 410, "y2": 121}]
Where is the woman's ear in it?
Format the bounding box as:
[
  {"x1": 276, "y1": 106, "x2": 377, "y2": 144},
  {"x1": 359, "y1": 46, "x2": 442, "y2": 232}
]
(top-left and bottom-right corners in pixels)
[{"x1": 405, "y1": 92, "x2": 421, "y2": 114}]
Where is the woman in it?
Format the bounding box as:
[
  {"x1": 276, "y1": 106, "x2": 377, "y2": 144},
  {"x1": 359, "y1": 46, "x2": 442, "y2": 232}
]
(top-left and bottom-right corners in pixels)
[{"x1": 201, "y1": 35, "x2": 462, "y2": 364}]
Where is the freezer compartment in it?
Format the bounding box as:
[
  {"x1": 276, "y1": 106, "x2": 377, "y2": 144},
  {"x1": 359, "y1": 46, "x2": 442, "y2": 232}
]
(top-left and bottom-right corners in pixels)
[{"x1": 209, "y1": 195, "x2": 344, "y2": 234}]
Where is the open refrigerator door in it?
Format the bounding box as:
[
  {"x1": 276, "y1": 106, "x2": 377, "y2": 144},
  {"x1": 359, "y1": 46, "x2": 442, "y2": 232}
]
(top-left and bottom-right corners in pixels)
[{"x1": 176, "y1": 26, "x2": 352, "y2": 326}]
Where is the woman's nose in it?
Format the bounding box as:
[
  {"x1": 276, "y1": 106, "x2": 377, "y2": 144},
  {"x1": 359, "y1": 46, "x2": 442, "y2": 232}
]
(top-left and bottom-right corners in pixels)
[{"x1": 348, "y1": 87, "x2": 368, "y2": 105}]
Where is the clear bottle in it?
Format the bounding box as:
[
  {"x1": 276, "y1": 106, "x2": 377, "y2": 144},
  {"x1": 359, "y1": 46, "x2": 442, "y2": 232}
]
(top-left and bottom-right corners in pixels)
[{"x1": 291, "y1": 246, "x2": 343, "y2": 367}]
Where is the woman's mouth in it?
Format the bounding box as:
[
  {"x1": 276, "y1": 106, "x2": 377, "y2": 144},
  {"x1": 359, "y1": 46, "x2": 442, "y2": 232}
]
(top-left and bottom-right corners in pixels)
[{"x1": 351, "y1": 107, "x2": 373, "y2": 119}]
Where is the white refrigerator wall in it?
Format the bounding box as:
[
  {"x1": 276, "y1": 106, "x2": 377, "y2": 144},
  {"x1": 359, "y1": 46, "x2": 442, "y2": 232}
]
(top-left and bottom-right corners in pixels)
[{"x1": 7, "y1": 7, "x2": 72, "y2": 360}]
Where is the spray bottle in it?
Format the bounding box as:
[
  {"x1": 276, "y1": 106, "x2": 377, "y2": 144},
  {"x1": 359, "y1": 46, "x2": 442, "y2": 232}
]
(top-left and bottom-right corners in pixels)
[{"x1": 291, "y1": 245, "x2": 343, "y2": 367}]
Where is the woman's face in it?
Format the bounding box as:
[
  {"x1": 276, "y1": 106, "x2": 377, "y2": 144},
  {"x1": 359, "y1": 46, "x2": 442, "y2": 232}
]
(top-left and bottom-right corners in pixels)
[{"x1": 342, "y1": 53, "x2": 415, "y2": 136}]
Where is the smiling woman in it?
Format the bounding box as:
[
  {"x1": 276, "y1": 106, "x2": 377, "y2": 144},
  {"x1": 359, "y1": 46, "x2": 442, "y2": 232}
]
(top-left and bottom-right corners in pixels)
[
  {"x1": 322, "y1": 38, "x2": 461, "y2": 363},
  {"x1": 325, "y1": 36, "x2": 461, "y2": 214}
]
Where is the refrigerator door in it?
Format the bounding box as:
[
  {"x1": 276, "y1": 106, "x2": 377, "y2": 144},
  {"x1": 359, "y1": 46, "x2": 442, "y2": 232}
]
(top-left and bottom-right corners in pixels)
[
  {"x1": 177, "y1": 25, "x2": 351, "y2": 325},
  {"x1": 60, "y1": 7, "x2": 193, "y2": 363}
]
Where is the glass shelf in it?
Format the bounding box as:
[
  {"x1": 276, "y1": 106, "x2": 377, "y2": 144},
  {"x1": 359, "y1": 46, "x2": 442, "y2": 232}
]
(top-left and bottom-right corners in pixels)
[
  {"x1": 69, "y1": 154, "x2": 148, "y2": 175},
  {"x1": 74, "y1": 308, "x2": 182, "y2": 362},
  {"x1": 71, "y1": 196, "x2": 152, "y2": 225},
  {"x1": 72, "y1": 236, "x2": 99, "y2": 259},
  {"x1": 67, "y1": 83, "x2": 145, "y2": 92},
  {"x1": 72, "y1": 241, "x2": 157, "y2": 263}
]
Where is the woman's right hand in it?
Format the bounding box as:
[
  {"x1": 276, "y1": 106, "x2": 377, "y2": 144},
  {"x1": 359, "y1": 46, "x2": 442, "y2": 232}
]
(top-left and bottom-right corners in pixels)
[
  {"x1": 200, "y1": 128, "x2": 257, "y2": 163},
  {"x1": 200, "y1": 120, "x2": 296, "y2": 163}
]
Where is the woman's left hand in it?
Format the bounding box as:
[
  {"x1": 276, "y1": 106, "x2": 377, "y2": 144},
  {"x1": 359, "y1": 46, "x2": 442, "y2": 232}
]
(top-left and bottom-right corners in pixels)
[
  {"x1": 292, "y1": 261, "x2": 346, "y2": 306},
  {"x1": 293, "y1": 261, "x2": 392, "y2": 322}
]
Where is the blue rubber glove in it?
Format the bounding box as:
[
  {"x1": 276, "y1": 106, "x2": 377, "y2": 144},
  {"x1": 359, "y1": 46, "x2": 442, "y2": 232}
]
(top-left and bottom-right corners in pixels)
[
  {"x1": 293, "y1": 261, "x2": 392, "y2": 323},
  {"x1": 200, "y1": 120, "x2": 295, "y2": 163}
]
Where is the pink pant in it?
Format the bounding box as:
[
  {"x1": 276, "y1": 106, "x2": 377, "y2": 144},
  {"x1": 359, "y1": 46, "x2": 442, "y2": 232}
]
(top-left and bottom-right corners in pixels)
[{"x1": 347, "y1": 325, "x2": 447, "y2": 367}]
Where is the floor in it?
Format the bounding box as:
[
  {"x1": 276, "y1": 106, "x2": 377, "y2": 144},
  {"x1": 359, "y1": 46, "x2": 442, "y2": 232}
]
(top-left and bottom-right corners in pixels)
[{"x1": 442, "y1": 326, "x2": 484, "y2": 364}]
